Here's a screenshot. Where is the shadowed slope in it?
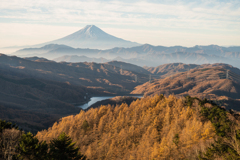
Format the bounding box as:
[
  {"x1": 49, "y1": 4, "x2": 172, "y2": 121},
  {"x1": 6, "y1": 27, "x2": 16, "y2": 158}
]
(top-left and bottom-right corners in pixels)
[
  {"x1": 0, "y1": 54, "x2": 149, "y2": 94},
  {"x1": 0, "y1": 68, "x2": 96, "y2": 132}
]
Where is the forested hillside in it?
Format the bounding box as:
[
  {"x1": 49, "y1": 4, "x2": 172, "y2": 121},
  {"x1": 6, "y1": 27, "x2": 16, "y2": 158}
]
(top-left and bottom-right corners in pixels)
[
  {"x1": 144, "y1": 63, "x2": 240, "y2": 79},
  {"x1": 132, "y1": 67, "x2": 240, "y2": 110},
  {"x1": 37, "y1": 95, "x2": 219, "y2": 160},
  {"x1": 1, "y1": 95, "x2": 240, "y2": 159}
]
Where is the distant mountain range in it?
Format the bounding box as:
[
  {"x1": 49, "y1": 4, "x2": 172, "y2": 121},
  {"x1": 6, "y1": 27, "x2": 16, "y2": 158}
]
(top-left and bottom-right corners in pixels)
[
  {"x1": 14, "y1": 43, "x2": 240, "y2": 68},
  {"x1": 54, "y1": 55, "x2": 109, "y2": 63},
  {"x1": 9, "y1": 24, "x2": 240, "y2": 68}
]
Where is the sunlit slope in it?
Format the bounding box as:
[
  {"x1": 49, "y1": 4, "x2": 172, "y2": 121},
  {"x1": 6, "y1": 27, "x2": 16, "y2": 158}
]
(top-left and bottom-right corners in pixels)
[
  {"x1": 144, "y1": 63, "x2": 240, "y2": 78},
  {"x1": 37, "y1": 95, "x2": 215, "y2": 160},
  {"x1": 132, "y1": 68, "x2": 240, "y2": 99}
]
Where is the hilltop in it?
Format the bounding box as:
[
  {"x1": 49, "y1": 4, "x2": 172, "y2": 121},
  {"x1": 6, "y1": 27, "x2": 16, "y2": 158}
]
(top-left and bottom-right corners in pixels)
[
  {"x1": 144, "y1": 63, "x2": 200, "y2": 78},
  {"x1": 144, "y1": 63, "x2": 240, "y2": 78},
  {"x1": 132, "y1": 67, "x2": 240, "y2": 110}
]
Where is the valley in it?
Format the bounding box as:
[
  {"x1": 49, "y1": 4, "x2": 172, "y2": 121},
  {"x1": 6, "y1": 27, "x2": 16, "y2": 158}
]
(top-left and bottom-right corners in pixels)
[
  {"x1": 2, "y1": 51, "x2": 240, "y2": 133},
  {"x1": 0, "y1": 53, "x2": 151, "y2": 132},
  {"x1": 78, "y1": 95, "x2": 142, "y2": 110}
]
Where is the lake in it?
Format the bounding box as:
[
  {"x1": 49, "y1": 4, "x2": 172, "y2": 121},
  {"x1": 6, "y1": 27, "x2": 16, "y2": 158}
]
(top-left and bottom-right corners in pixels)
[{"x1": 78, "y1": 95, "x2": 143, "y2": 110}]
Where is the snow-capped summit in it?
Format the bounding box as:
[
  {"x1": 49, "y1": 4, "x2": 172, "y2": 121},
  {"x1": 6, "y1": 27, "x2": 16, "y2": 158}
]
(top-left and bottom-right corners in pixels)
[
  {"x1": 41, "y1": 25, "x2": 140, "y2": 49},
  {"x1": 79, "y1": 25, "x2": 106, "y2": 38}
]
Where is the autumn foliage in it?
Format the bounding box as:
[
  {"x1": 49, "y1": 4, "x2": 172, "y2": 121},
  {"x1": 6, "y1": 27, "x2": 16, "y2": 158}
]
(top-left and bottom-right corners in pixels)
[{"x1": 37, "y1": 95, "x2": 216, "y2": 159}]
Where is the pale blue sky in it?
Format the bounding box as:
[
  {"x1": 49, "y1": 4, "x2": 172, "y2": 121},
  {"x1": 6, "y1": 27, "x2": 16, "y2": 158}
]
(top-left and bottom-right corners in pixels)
[{"x1": 0, "y1": 0, "x2": 240, "y2": 50}]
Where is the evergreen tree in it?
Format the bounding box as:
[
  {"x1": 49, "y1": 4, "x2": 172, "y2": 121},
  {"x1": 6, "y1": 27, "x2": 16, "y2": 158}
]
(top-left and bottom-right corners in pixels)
[
  {"x1": 49, "y1": 132, "x2": 86, "y2": 160},
  {"x1": 16, "y1": 132, "x2": 48, "y2": 160},
  {"x1": 0, "y1": 119, "x2": 18, "y2": 133}
]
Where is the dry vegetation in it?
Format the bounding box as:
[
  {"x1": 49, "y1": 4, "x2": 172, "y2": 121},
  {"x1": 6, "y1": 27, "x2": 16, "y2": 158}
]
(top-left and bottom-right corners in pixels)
[
  {"x1": 145, "y1": 63, "x2": 199, "y2": 78},
  {"x1": 37, "y1": 95, "x2": 216, "y2": 160},
  {"x1": 145, "y1": 63, "x2": 240, "y2": 79},
  {"x1": 0, "y1": 129, "x2": 22, "y2": 160},
  {"x1": 132, "y1": 67, "x2": 240, "y2": 110}
]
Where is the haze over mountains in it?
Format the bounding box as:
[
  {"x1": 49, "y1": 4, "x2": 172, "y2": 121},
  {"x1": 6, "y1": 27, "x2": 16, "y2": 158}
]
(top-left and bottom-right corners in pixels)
[
  {"x1": 10, "y1": 25, "x2": 240, "y2": 68},
  {"x1": 54, "y1": 55, "x2": 109, "y2": 63},
  {"x1": 14, "y1": 44, "x2": 240, "y2": 68}
]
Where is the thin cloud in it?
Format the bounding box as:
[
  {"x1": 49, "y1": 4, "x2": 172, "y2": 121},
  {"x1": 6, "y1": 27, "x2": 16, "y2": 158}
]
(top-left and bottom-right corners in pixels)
[
  {"x1": 0, "y1": 0, "x2": 239, "y2": 47},
  {"x1": 1, "y1": 0, "x2": 239, "y2": 26}
]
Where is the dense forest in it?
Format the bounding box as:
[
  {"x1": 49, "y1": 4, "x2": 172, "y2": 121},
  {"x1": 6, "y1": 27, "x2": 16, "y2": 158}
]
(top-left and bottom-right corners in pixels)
[
  {"x1": 36, "y1": 95, "x2": 240, "y2": 159},
  {"x1": 2, "y1": 95, "x2": 240, "y2": 159}
]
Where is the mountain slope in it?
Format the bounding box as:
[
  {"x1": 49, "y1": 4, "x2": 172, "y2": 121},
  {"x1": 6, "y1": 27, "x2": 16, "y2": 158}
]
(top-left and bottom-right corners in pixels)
[
  {"x1": 39, "y1": 25, "x2": 140, "y2": 49},
  {"x1": 0, "y1": 53, "x2": 153, "y2": 132},
  {"x1": 132, "y1": 67, "x2": 240, "y2": 110},
  {"x1": 145, "y1": 63, "x2": 200, "y2": 77},
  {"x1": 0, "y1": 53, "x2": 149, "y2": 94},
  {"x1": 105, "y1": 61, "x2": 151, "y2": 75},
  {"x1": 0, "y1": 67, "x2": 95, "y2": 132},
  {"x1": 145, "y1": 63, "x2": 240, "y2": 78},
  {"x1": 36, "y1": 95, "x2": 216, "y2": 160}
]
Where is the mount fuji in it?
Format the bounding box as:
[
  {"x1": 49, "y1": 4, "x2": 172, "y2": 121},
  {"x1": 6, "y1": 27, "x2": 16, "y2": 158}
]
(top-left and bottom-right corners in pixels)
[{"x1": 38, "y1": 25, "x2": 140, "y2": 49}]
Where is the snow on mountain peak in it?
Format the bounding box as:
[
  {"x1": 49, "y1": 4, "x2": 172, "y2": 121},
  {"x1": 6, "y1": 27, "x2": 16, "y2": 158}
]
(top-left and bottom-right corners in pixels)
[
  {"x1": 72, "y1": 25, "x2": 107, "y2": 38},
  {"x1": 39, "y1": 25, "x2": 140, "y2": 49}
]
